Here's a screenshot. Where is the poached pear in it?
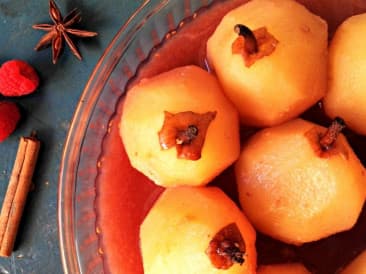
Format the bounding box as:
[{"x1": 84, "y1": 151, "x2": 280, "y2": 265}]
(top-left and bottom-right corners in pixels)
[
  {"x1": 341, "y1": 250, "x2": 366, "y2": 274},
  {"x1": 257, "y1": 263, "x2": 311, "y2": 274},
  {"x1": 120, "y1": 65, "x2": 240, "y2": 187},
  {"x1": 207, "y1": 0, "x2": 327, "y2": 127},
  {"x1": 140, "y1": 186, "x2": 257, "y2": 274},
  {"x1": 324, "y1": 13, "x2": 366, "y2": 135},
  {"x1": 235, "y1": 118, "x2": 366, "y2": 245}
]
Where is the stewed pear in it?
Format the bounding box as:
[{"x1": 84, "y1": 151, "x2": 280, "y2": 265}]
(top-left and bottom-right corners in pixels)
[
  {"x1": 206, "y1": 0, "x2": 327, "y2": 127},
  {"x1": 120, "y1": 65, "x2": 240, "y2": 187},
  {"x1": 341, "y1": 250, "x2": 366, "y2": 274},
  {"x1": 235, "y1": 118, "x2": 366, "y2": 245},
  {"x1": 324, "y1": 13, "x2": 366, "y2": 135},
  {"x1": 140, "y1": 186, "x2": 257, "y2": 274},
  {"x1": 257, "y1": 263, "x2": 310, "y2": 274}
]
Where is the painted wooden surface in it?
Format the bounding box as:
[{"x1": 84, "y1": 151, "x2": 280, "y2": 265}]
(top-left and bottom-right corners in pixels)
[{"x1": 0, "y1": 0, "x2": 141, "y2": 272}]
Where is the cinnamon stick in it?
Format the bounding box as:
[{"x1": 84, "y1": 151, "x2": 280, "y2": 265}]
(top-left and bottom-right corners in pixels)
[{"x1": 0, "y1": 133, "x2": 40, "y2": 257}]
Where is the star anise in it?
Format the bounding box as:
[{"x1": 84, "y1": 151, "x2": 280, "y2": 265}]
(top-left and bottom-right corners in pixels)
[{"x1": 32, "y1": 0, "x2": 98, "y2": 64}]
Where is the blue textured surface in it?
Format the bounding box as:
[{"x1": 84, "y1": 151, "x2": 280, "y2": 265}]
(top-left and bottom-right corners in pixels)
[{"x1": 0, "y1": 0, "x2": 142, "y2": 273}]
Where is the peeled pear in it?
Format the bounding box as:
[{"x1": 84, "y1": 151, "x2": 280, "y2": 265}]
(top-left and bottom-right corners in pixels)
[
  {"x1": 324, "y1": 13, "x2": 366, "y2": 135},
  {"x1": 120, "y1": 65, "x2": 240, "y2": 187},
  {"x1": 207, "y1": 0, "x2": 327, "y2": 127},
  {"x1": 140, "y1": 186, "x2": 257, "y2": 274},
  {"x1": 235, "y1": 118, "x2": 366, "y2": 245},
  {"x1": 257, "y1": 263, "x2": 310, "y2": 274},
  {"x1": 341, "y1": 250, "x2": 366, "y2": 274}
]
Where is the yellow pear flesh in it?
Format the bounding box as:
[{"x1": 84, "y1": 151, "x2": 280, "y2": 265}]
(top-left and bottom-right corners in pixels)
[
  {"x1": 140, "y1": 186, "x2": 257, "y2": 274},
  {"x1": 235, "y1": 118, "x2": 366, "y2": 245},
  {"x1": 324, "y1": 13, "x2": 366, "y2": 135},
  {"x1": 207, "y1": 0, "x2": 327, "y2": 127},
  {"x1": 257, "y1": 263, "x2": 311, "y2": 274},
  {"x1": 341, "y1": 250, "x2": 366, "y2": 274},
  {"x1": 120, "y1": 65, "x2": 240, "y2": 187}
]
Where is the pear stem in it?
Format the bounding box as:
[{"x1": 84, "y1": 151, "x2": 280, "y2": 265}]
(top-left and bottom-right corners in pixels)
[
  {"x1": 319, "y1": 117, "x2": 346, "y2": 151},
  {"x1": 234, "y1": 24, "x2": 258, "y2": 54}
]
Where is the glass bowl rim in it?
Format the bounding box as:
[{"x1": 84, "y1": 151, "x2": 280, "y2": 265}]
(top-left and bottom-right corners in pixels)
[{"x1": 57, "y1": 1, "x2": 153, "y2": 273}]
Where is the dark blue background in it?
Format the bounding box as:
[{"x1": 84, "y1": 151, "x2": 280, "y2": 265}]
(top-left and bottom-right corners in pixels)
[{"x1": 0, "y1": 0, "x2": 142, "y2": 272}]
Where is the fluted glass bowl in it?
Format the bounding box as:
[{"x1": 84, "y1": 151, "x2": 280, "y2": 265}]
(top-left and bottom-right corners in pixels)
[
  {"x1": 58, "y1": 1, "x2": 221, "y2": 273},
  {"x1": 58, "y1": 0, "x2": 366, "y2": 273}
]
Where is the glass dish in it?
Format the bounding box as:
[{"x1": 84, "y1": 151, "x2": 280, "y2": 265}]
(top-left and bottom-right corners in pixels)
[
  {"x1": 58, "y1": 0, "x2": 366, "y2": 273},
  {"x1": 58, "y1": 0, "x2": 219, "y2": 273}
]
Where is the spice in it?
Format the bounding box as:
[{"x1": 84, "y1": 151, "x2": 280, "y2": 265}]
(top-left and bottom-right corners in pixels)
[
  {"x1": 158, "y1": 111, "x2": 217, "y2": 160},
  {"x1": 232, "y1": 24, "x2": 278, "y2": 67},
  {"x1": 32, "y1": 0, "x2": 98, "y2": 64},
  {"x1": 0, "y1": 133, "x2": 41, "y2": 257},
  {"x1": 206, "y1": 223, "x2": 246, "y2": 269}
]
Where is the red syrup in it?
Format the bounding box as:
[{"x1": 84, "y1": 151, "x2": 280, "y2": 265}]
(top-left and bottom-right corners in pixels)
[{"x1": 96, "y1": 1, "x2": 366, "y2": 274}]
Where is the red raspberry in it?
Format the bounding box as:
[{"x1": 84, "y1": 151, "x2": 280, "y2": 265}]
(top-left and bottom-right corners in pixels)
[
  {"x1": 0, "y1": 60, "x2": 39, "y2": 97},
  {"x1": 0, "y1": 102, "x2": 21, "y2": 142}
]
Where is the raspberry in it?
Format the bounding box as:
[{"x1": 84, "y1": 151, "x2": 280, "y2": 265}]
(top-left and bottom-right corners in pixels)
[
  {"x1": 0, "y1": 102, "x2": 21, "y2": 142},
  {"x1": 0, "y1": 60, "x2": 39, "y2": 97}
]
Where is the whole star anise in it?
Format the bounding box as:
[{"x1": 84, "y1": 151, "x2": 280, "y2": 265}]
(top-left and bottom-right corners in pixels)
[{"x1": 32, "y1": 0, "x2": 97, "y2": 64}]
